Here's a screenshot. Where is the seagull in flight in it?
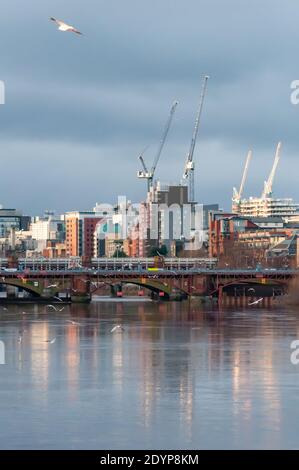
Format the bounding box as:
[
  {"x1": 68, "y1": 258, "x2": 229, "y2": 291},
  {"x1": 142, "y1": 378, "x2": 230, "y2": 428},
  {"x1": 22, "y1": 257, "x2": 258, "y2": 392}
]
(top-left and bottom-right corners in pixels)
[
  {"x1": 111, "y1": 325, "x2": 125, "y2": 333},
  {"x1": 248, "y1": 298, "x2": 263, "y2": 306},
  {"x1": 44, "y1": 338, "x2": 56, "y2": 344},
  {"x1": 66, "y1": 320, "x2": 81, "y2": 326},
  {"x1": 47, "y1": 304, "x2": 64, "y2": 312},
  {"x1": 50, "y1": 17, "x2": 83, "y2": 35}
]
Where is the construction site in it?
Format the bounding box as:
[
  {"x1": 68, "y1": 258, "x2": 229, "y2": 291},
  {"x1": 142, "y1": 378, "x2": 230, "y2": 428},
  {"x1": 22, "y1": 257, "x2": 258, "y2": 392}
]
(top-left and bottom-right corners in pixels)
[
  {"x1": 232, "y1": 142, "x2": 299, "y2": 219},
  {"x1": 133, "y1": 74, "x2": 299, "y2": 264}
]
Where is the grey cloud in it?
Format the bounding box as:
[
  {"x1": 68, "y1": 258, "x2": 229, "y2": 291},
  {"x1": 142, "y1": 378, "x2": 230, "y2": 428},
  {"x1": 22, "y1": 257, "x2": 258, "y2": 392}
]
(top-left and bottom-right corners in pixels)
[{"x1": 0, "y1": 0, "x2": 299, "y2": 213}]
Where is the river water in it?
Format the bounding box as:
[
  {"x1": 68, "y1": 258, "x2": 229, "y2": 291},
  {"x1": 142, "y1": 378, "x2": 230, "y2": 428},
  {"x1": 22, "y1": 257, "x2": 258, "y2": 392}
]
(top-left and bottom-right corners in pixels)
[{"x1": 0, "y1": 297, "x2": 298, "y2": 450}]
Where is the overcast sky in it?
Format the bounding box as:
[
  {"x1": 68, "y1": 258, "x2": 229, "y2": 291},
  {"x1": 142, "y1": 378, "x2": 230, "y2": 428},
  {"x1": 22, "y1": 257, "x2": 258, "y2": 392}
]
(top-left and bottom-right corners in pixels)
[{"x1": 0, "y1": 0, "x2": 298, "y2": 215}]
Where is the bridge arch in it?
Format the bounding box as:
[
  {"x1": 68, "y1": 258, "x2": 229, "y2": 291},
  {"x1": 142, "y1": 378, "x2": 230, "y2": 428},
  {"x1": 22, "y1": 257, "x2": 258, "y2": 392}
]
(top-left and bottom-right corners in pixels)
[
  {"x1": 211, "y1": 278, "x2": 286, "y2": 297},
  {"x1": 92, "y1": 278, "x2": 174, "y2": 299},
  {"x1": 0, "y1": 279, "x2": 42, "y2": 297}
]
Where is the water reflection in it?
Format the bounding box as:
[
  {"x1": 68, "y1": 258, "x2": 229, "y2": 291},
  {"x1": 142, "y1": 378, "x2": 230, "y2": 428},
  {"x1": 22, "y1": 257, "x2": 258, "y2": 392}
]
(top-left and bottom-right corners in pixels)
[{"x1": 0, "y1": 299, "x2": 298, "y2": 449}]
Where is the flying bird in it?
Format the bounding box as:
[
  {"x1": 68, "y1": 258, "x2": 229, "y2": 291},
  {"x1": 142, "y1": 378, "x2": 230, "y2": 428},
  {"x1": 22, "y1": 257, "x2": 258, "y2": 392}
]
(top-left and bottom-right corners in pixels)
[
  {"x1": 44, "y1": 338, "x2": 56, "y2": 344},
  {"x1": 68, "y1": 320, "x2": 80, "y2": 326},
  {"x1": 111, "y1": 325, "x2": 125, "y2": 333},
  {"x1": 50, "y1": 17, "x2": 83, "y2": 35},
  {"x1": 47, "y1": 304, "x2": 64, "y2": 312},
  {"x1": 248, "y1": 298, "x2": 263, "y2": 306},
  {"x1": 66, "y1": 320, "x2": 81, "y2": 326}
]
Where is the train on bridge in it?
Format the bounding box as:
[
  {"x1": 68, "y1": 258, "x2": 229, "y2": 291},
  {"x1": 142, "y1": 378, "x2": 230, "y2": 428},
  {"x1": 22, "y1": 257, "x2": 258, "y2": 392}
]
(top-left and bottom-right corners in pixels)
[
  {"x1": 1, "y1": 257, "x2": 218, "y2": 272},
  {"x1": 0, "y1": 256, "x2": 297, "y2": 305}
]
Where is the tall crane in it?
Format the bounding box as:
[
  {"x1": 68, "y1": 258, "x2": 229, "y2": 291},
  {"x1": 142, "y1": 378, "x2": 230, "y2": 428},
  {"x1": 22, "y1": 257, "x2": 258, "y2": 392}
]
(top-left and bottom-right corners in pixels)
[
  {"x1": 183, "y1": 75, "x2": 209, "y2": 202},
  {"x1": 137, "y1": 101, "x2": 178, "y2": 192},
  {"x1": 261, "y1": 141, "x2": 282, "y2": 199},
  {"x1": 233, "y1": 150, "x2": 252, "y2": 204}
]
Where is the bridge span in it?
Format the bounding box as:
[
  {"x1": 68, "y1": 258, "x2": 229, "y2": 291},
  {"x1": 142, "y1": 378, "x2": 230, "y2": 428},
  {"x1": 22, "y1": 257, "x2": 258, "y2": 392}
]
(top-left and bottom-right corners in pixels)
[{"x1": 0, "y1": 264, "x2": 297, "y2": 303}]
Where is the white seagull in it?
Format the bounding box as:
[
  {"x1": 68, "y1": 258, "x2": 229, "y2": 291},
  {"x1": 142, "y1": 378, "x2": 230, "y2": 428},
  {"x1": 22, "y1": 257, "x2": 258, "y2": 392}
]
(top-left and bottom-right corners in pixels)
[
  {"x1": 111, "y1": 325, "x2": 125, "y2": 333},
  {"x1": 66, "y1": 320, "x2": 81, "y2": 326},
  {"x1": 248, "y1": 298, "x2": 263, "y2": 306},
  {"x1": 44, "y1": 338, "x2": 56, "y2": 344},
  {"x1": 50, "y1": 17, "x2": 83, "y2": 35},
  {"x1": 47, "y1": 304, "x2": 64, "y2": 312}
]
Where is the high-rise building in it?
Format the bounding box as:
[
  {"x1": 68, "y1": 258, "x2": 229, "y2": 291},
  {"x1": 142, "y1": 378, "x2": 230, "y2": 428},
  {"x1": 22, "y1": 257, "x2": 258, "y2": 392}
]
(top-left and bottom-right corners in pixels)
[
  {"x1": 0, "y1": 208, "x2": 30, "y2": 238},
  {"x1": 140, "y1": 183, "x2": 194, "y2": 255},
  {"x1": 65, "y1": 212, "x2": 102, "y2": 258}
]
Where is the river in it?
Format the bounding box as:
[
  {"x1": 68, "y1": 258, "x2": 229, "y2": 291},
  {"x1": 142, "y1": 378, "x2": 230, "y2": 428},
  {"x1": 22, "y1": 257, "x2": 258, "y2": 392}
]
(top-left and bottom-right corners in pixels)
[{"x1": 0, "y1": 297, "x2": 298, "y2": 449}]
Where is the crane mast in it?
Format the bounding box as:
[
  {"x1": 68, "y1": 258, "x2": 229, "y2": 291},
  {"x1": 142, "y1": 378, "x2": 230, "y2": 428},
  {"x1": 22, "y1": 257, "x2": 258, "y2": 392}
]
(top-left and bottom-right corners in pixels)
[
  {"x1": 233, "y1": 150, "x2": 252, "y2": 203},
  {"x1": 183, "y1": 75, "x2": 209, "y2": 202},
  {"x1": 261, "y1": 142, "x2": 282, "y2": 199},
  {"x1": 137, "y1": 101, "x2": 178, "y2": 192}
]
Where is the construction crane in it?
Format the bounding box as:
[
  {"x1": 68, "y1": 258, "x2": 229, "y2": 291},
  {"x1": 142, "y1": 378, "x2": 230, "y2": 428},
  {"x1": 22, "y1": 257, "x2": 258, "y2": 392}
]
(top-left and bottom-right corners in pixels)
[
  {"x1": 137, "y1": 101, "x2": 178, "y2": 192},
  {"x1": 233, "y1": 150, "x2": 252, "y2": 204},
  {"x1": 261, "y1": 142, "x2": 282, "y2": 199},
  {"x1": 183, "y1": 75, "x2": 209, "y2": 202}
]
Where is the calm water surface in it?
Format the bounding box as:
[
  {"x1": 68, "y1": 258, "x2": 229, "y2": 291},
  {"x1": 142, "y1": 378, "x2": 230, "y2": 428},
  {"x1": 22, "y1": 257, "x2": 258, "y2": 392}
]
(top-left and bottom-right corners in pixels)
[{"x1": 0, "y1": 297, "x2": 299, "y2": 450}]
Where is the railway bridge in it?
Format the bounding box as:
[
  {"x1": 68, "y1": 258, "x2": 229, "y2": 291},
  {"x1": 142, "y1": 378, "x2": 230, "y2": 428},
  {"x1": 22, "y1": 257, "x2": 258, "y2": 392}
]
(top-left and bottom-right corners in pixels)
[{"x1": 0, "y1": 264, "x2": 296, "y2": 303}]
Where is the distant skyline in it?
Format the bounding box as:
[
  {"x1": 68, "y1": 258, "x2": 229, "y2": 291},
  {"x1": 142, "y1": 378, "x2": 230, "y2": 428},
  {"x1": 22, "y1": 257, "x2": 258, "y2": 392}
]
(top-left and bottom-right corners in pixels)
[{"x1": 0, "y1": 0, "x2": 299, "y2": 215}]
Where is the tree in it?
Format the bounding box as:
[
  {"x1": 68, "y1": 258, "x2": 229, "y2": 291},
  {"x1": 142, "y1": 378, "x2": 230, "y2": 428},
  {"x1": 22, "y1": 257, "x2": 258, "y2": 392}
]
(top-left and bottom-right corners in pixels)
[
  {"x1": 148, "y1": 245, "x2": 168, "y2": 257},
  {"x1": 112, "y1": 249, "x2": 128, "y2": 258}
]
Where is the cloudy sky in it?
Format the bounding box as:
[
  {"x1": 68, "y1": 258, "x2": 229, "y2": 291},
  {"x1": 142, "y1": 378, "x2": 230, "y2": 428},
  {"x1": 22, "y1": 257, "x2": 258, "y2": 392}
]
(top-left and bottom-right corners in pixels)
[{"x1": 0, "y1": 0, "x2": 298, "y2": 215}]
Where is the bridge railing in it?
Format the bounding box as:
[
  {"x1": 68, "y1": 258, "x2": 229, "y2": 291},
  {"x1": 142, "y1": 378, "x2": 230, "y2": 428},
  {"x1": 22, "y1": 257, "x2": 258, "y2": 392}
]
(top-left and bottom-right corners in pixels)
[
  {"x1": 0, "y1": 257, "x2": 218, "y2": 272},
  {"x1": 18, "y1": 257, "x2": 82, "y2": 271},
  {"x1": 90, "y1": 257, "x2": 218, "y2": 271}
]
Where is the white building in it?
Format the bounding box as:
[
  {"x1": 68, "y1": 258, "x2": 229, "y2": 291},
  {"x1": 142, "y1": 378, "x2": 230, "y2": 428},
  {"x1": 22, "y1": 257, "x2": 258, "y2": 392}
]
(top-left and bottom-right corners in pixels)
[
  {"x1": 31, "y1": 215, "x2": 65, "y2": 252},
  {"x1": 233, "y1": 197, "x2": 299, "y2": 219}
]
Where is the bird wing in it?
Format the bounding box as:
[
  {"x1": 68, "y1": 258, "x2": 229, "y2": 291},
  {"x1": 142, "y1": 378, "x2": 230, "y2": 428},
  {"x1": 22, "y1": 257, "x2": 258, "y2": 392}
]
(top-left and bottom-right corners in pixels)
[
  {"x1": 50, "y1": 17, "x2": 65, "y2": 27},
  {"x1": 72, "y1": 28, "x2": 83, "y2": 35},
  {"x1": 52, "y1": 18, "x2": 65, "y2": 26},
  {"x1": 248, "y1": 298, "x2": 263, "y2": 306},
  {"x1": 47, "y1": 305, "x2": 56, "y2": 311}
]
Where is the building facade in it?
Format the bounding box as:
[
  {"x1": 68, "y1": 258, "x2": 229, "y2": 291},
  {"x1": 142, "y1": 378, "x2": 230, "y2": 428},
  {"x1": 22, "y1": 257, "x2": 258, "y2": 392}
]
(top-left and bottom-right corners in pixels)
[{"x1": 65, "y1": 212, "x2": 102, "y2": 258}]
